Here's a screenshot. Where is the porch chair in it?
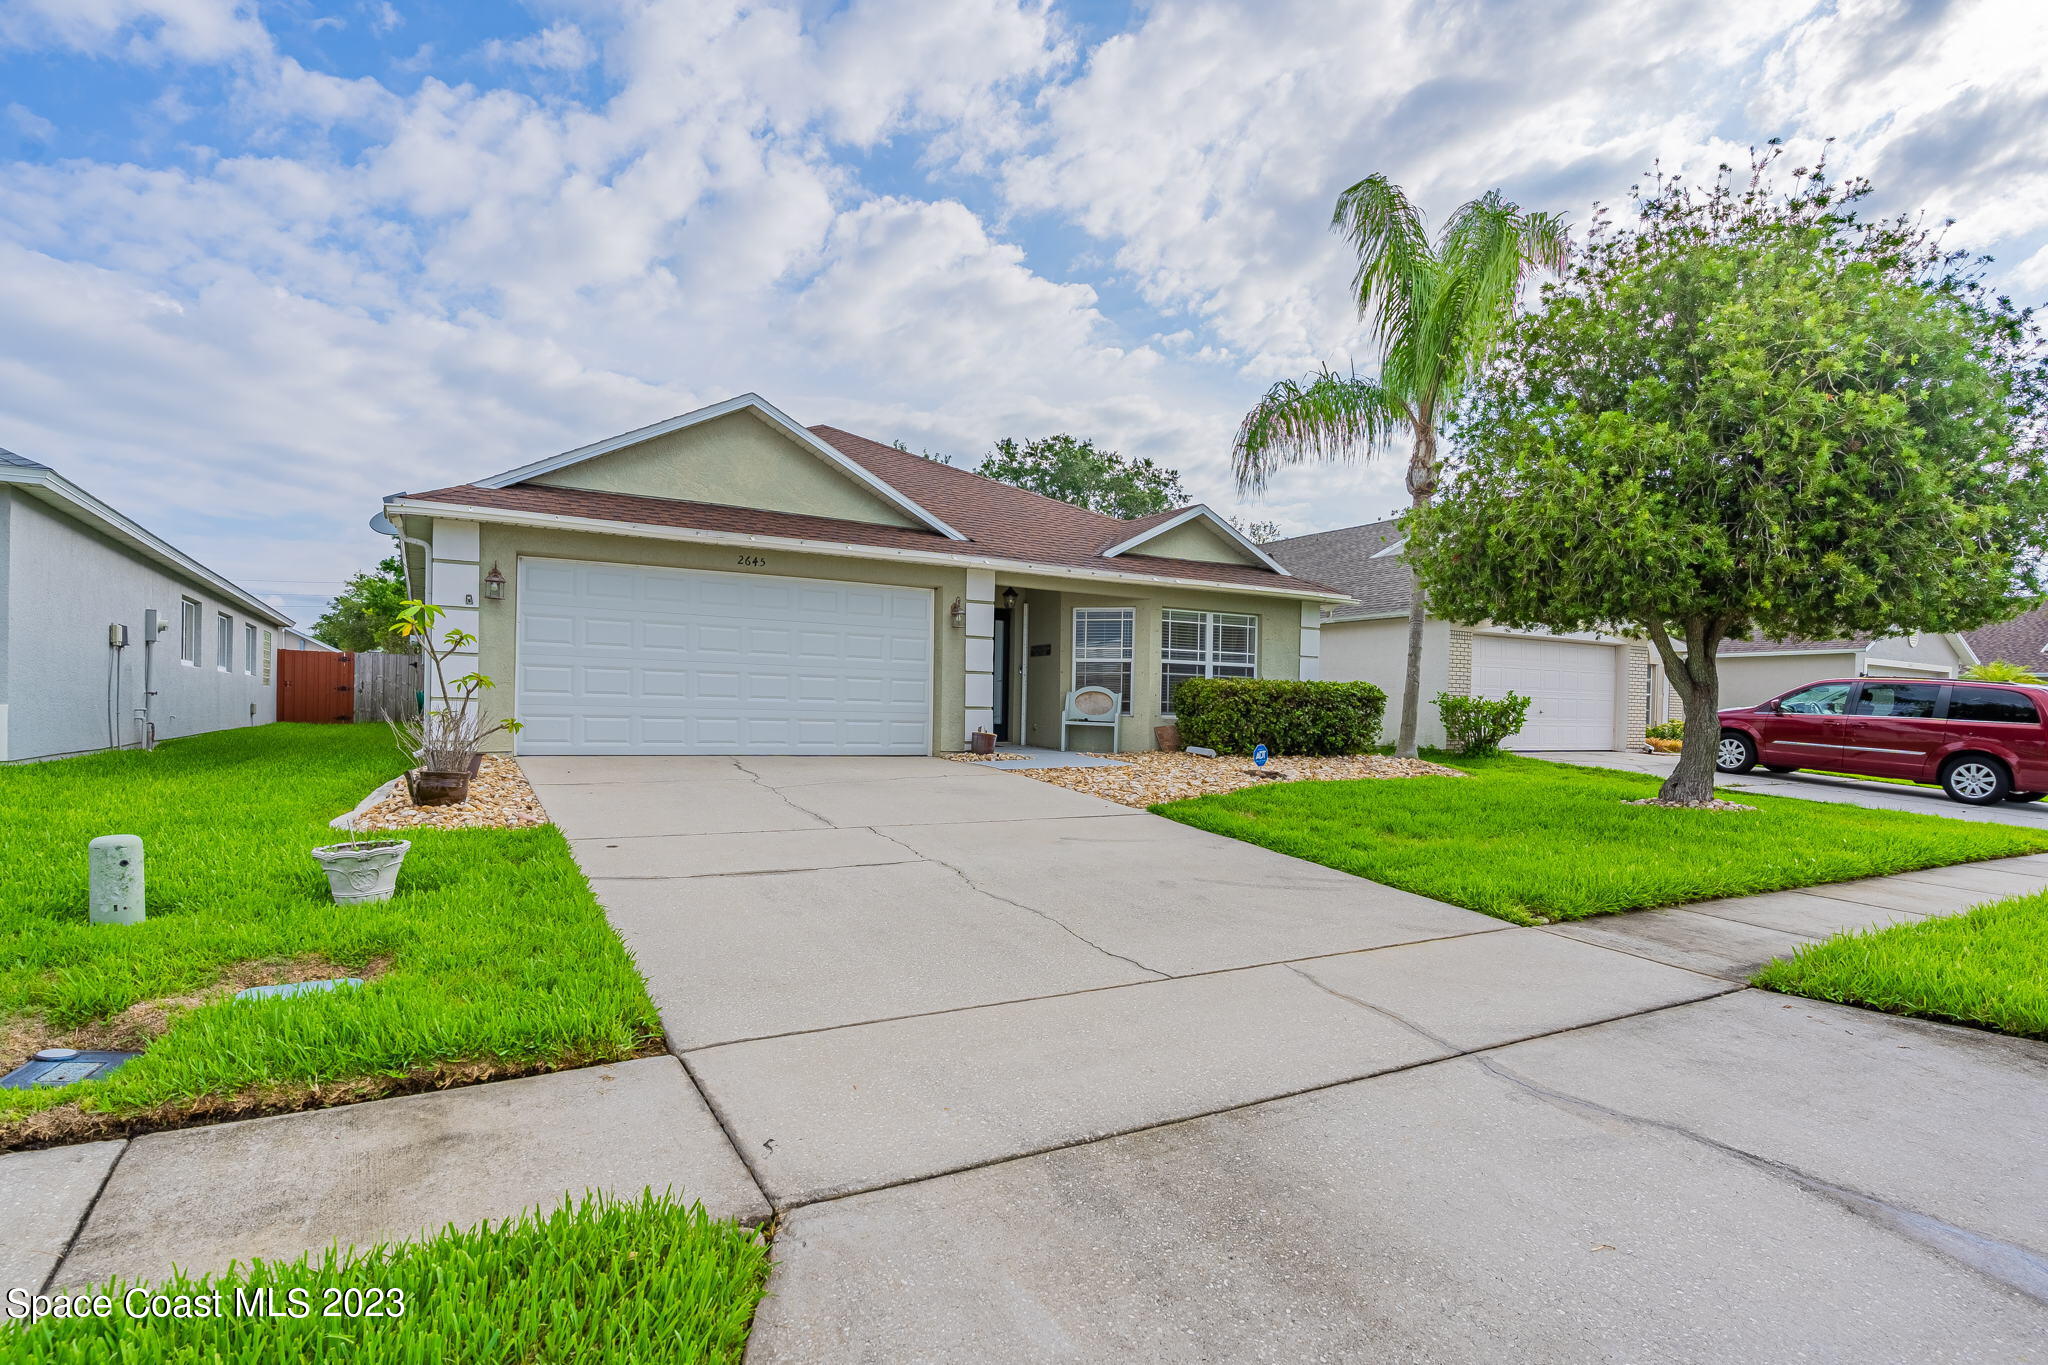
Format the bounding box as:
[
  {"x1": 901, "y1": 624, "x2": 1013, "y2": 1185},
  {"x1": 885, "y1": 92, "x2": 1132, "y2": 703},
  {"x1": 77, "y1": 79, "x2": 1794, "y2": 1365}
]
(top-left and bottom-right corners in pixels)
[{"x1": 1061, "y1": 686, "x2": 1121, "y2": 753}]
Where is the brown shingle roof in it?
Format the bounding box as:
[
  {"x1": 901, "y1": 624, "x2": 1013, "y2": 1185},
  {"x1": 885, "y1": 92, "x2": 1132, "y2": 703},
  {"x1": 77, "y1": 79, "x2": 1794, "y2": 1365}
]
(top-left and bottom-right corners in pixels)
[
  {"x1": 401, "y1": 423, "x2": 1341, "y2": 597},
  {"x1": 1265, "y1": 519, "x2": 1412, "y2": 619},
  {"x1": 1963, "y1": 607, "x2": 2048, "y2": 666}
]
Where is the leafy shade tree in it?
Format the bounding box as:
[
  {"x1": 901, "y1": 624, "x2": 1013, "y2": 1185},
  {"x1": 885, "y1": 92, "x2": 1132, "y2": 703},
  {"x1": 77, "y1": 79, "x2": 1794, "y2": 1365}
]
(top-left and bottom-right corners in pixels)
[
  {"x1": 312, "y1": 556, "x2": 411, "y2": 652},
  {"x1": 1233, "y1": 175, "x2": 1568, "y2": 756},
  {"x1": 976, "y1": 435, "x2": 1188, "y2": 519},
  {"x1": 1407, "y1": 152, "x2": 2048, "y2": 804}
]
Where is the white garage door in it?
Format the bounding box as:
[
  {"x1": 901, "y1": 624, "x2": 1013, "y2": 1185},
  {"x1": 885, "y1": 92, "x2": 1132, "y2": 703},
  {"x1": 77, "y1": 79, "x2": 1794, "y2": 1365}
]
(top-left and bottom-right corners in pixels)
[
  {"x1": 1470, "y1": 635, "x2": 1617, "y2": 750},
  {"x1": 516, "y1": 558, "x2": 932, "y2": 755}
]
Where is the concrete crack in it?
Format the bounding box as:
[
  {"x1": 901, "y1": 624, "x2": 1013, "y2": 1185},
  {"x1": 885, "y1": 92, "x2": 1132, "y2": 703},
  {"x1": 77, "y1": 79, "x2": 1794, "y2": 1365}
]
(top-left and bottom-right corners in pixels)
[
  {"x1": 867, "y1": 828, "x2": 1168, "y2": 979},
  {"x1": 1281, "y1": 963, "x2": 1459, "y2": 1051},
  {"x1": 1474, "y1": 1055, "x2": 2048, "y2": 1307},
  {"x1": 729, "y1": 759, "x2": 836, "y2": 826}
]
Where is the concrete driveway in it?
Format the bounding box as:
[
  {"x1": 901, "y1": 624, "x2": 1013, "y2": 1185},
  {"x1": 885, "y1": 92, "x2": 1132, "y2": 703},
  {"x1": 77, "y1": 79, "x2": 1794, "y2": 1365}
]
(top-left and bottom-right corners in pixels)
[
  {"x1": 523, "y1": 755, "x2": 2048, "y2": 1362},
  {"x1": 1546, "y1": 748, "x2": 2048, "y2": 826}
]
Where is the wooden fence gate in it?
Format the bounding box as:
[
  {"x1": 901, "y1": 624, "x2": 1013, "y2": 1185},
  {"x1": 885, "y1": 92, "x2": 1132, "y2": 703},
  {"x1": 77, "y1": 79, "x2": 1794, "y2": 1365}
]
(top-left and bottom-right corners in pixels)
[
  {"x1": 354, "y1": 651, "x2": 423, "y2": 723},
  {"x1": 277, "y1": 649, "x2": 355, "y2": 723}
]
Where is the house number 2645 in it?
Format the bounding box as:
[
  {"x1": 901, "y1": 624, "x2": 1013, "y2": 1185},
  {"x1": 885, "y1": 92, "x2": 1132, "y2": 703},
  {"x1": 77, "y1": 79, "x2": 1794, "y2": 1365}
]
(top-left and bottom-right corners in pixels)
[{"x1": 736, "y1": 555, "x2": 768, "y2": 568}]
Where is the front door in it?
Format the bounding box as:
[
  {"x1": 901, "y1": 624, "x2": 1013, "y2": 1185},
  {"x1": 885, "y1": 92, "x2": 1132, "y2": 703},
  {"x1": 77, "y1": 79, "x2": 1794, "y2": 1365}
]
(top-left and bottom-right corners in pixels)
[
  {"x1": 1757, "y1": 679, "x2": 1855, "y2": 769},
  {"x1": 1843, "y1": 680, "x2": 1948, "y2": 778}
]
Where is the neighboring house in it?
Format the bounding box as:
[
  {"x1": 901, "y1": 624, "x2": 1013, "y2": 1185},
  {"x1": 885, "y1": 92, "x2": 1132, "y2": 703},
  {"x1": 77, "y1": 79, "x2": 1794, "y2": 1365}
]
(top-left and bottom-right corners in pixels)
[
  {"x1": 0, "y1": 447, "x2": 296, "y2": 761},
  {"x1": 376, "y1": 394, "x2": 1347, "y2": 756},
  {"x1": 1267, "y1": 520, "x2": 1650, "y2": 751},
  {"x1": 1960, "y1": 606, "x2": 2048, "y2": 673},
  {"x1": 1649, "y1": 632, "x2": 1977, "y2": 725},
  {"x1": 280, "y1": 627, "x2": 338, "y2": 652}
]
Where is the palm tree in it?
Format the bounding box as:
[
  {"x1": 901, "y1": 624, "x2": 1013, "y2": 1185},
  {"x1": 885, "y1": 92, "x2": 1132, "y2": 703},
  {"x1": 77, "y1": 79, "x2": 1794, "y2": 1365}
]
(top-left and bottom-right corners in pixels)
[{"x1": 1235, "y1": 175, "x2": 1567, "y2": 757}]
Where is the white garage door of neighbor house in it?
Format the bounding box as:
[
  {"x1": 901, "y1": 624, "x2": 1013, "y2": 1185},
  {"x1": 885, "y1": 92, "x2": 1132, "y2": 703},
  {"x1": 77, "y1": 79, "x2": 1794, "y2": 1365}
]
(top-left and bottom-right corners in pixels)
[
  {"x1": 516, "y1": 558, "x2": 933, "y2": 755},
  {"x1": 1470, "y1": 635, "x2": 1617, "y2": 751}
]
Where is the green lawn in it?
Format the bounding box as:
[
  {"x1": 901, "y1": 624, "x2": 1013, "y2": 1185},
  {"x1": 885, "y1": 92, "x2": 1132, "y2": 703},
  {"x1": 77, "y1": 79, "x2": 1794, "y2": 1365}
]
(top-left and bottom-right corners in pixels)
[
  {"x1": 1152, "y1": 752, "x2": 2048, "y2": 925},
  {"x1": 0, "y1": 1191, "x2": 768, "y2": 1364},
  {"x1": 0, "y1": 726, "x2": 660, "y2": 1147},
  {"x1": 1753, "y1": 890, "x2": 2048, "y2": 1039}
]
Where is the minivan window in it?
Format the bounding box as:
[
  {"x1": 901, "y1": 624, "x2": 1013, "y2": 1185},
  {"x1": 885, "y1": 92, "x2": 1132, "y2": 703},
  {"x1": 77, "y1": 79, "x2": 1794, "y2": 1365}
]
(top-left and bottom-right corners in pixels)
[
  {"x1": 1776, "y1": 682, "x2": 1852, "y2": 715},
  {"x1": 1947, "y1": 685, "x2": 2041, "y2": 725},
  {"x1": 1851, "y1": 681, "x2": 1943, "y2": 719}
]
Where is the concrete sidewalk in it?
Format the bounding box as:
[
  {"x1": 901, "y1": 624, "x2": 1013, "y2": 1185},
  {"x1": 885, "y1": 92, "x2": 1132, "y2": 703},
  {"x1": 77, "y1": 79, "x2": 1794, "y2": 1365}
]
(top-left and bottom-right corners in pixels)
[{"x1": 4, "y1": 1057, "x2": 767, "y2": 1304}]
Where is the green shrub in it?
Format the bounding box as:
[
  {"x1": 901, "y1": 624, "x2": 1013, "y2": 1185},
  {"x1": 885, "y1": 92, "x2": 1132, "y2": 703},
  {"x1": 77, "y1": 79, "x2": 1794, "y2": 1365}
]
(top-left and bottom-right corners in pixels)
[
  {"x1": 1645, "y1": 718, "x2": 1685, "y2": 741},
  {"x1": 1435, "y1": 691, "x2": 1531, "y2": 755},
  {"x1": 1172, "y1": 678, "x2": 1385, "y2": 756}
]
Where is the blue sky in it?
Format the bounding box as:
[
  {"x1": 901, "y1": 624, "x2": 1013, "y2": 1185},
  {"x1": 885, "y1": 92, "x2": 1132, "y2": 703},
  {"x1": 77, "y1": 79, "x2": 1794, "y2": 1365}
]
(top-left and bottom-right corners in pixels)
[{"x1": 3, "y1": 0, "x2": 2045, "y2": 628}]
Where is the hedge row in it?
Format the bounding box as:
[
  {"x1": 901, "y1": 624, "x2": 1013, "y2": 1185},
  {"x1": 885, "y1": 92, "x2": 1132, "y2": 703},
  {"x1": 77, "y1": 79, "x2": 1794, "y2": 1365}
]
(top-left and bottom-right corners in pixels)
[{"x1": 1171, "y1": 678, "x2": 1386, "y2": 756}]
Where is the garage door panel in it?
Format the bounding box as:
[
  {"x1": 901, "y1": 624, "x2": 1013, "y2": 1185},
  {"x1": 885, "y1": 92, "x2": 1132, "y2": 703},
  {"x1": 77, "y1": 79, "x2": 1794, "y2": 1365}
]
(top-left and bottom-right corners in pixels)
[
  {"x1": 518, "y1": 559, "x2": 932, "y2": 755},
  {"x1": 1470, "y1": 635, "x2": 1617, "y2": 751}
]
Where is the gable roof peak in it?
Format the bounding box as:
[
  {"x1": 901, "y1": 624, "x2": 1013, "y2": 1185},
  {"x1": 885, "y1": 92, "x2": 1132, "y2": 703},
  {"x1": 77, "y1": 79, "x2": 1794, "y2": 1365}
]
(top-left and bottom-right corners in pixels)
[{"x1": 476, "y1": 393, "x2": 966, "y2": 540}]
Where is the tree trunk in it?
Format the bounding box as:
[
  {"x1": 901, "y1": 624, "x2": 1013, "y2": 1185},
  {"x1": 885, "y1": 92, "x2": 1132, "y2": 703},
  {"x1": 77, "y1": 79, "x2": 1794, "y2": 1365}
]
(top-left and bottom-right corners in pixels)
[
  {"x1": 1648, "y1": 619, "x2": 1724, "y2": 804},
  {"x1": 1396, "y1": 566, "x2": 1425, "y2": 757},
  {"x1": 1394, "y1": 425, "x2": 1437, "y2": 759}
]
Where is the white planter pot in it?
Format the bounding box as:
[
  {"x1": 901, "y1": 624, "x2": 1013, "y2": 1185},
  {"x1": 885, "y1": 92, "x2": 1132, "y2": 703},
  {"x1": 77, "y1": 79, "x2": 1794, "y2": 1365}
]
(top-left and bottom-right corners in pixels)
[{"x1": 309, "y1": 840, "x2": 412, "y2": 904}]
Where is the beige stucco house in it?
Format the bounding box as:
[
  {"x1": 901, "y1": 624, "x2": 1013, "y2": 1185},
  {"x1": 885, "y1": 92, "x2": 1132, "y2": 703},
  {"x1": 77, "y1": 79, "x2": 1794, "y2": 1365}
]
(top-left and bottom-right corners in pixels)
[{"x1": 376, "y1": 395, "x2": 1349, "y2": 756}]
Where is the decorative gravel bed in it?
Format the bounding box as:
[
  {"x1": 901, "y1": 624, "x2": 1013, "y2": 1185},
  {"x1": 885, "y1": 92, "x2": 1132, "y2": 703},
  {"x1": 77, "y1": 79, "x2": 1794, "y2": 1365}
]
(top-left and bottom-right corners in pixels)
[
  {"x1": 350, "y1": 755, "x2": 550, "y2": 831},
  {"x1": 1000, "y1": 750, "x2": 1463, "y2": 808},
  {"x1": 945, "y1": 751, "x2": 1033, "y2": 762}
]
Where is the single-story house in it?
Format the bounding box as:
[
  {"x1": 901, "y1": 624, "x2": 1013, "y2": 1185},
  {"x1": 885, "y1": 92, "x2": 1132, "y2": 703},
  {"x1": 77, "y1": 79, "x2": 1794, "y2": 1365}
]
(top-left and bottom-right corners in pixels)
[
  {"x1": 0, "y1": 446, "x2": 296, "y2": 761},
  {"x1": 1266, "y1": 519, "x2": 1650, "y2": 751},
  {"x1": 1649, "y1": 632, "x2": 1978, "y2": 725},
  {"x1": 1660, "y1": 608, "x2": 2048, "y2": 720},
  {"x1": 376, "y1": 394, "x2": 1349, "y2": 756}
]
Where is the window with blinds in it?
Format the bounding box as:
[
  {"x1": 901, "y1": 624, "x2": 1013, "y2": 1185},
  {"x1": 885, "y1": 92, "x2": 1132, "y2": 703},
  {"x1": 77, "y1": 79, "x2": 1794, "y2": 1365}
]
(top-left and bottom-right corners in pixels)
[
  {"x1": 1161, "y1": 609, "x2": 1258, "y2": 713},
  {"x1": 1072, "y1": 607, "x2": 1134, "y2": 714}
]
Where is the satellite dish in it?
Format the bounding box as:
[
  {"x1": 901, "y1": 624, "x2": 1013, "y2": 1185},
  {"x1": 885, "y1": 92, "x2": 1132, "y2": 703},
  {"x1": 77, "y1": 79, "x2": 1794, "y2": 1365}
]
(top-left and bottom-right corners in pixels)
[{"x1": 369, "y1": 511, "x2": 398, "y2": 536}]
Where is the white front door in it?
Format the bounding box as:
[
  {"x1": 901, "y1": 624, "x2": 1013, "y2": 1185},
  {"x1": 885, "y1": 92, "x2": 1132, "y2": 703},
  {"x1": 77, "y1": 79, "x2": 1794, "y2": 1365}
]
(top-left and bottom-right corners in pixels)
[
  {"x1": 1470, "y1": 634, "x2": 1618, "y2": 750},
  {"x1": 516, "y1": 558, "x2": 933, "y2": 754}
]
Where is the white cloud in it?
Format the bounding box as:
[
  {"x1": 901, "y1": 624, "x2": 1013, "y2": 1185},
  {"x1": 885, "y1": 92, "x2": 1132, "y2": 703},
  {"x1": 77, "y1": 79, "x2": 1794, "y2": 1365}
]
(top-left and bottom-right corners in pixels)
[
  {"x1": 0, "y1": 0, "x2": 269, "y2": 62},
  {"x1": 4, "y1": 101, "x2": 53, "y2": 141},
  {"x1": 0, "y1": 0, "x2": 2042, "y2": 599},
  {"x1": 479, "y1": 23, "x2": 594, "y2": 72}
]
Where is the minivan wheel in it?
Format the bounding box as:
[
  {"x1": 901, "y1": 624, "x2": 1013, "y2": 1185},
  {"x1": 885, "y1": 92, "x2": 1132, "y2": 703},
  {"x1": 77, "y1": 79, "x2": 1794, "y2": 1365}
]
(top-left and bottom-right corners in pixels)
[
  {"x1": 1940, "y1": 756, "x2": 2011, "y2": 806},
  {"x1": 1715, "y1": 731, "x2": 1758, "y2": 774}
]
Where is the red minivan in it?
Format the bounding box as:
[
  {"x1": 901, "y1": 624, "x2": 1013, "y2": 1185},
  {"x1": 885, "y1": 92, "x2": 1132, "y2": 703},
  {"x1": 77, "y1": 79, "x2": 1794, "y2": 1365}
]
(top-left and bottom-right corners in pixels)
[{"x1": 1716, "y1": 677, "x2": 2048, "y2": 805}]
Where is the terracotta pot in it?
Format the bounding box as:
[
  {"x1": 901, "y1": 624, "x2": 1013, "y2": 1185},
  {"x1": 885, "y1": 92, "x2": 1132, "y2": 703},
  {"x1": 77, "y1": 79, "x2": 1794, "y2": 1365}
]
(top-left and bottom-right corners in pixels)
[
  {"x1": 407, "y1": 769, "x2": 472, "y2": 806},
  {"x1": 969, "y1": 730, "x2": 997, "y2": 755},
  {"x1": 1154, "y1": 724, "x2": 1181, "y2": 751}
]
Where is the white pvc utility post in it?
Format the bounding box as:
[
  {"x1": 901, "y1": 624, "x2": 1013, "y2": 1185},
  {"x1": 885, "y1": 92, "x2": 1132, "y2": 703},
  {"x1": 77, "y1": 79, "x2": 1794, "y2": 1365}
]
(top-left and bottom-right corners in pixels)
[{"x1": 88, "y1": 835, "x2": 145, "y2": 925}]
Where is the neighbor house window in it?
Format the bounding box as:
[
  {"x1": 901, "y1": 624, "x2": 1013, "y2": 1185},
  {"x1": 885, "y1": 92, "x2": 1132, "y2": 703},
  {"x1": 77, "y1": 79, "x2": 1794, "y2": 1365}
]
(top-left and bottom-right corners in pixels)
[
  {"x1": 217, "y1": 613, "x2": 234, "y2": 671},
  {"x1": 244, "y1": 623, "x2": 257, "y2": 674},
  {"x1": 1072, "y1": 608, "x2": 1134, "y2": 714},
  {"x1": 179, "y1": 597, "x2": 201, "y2": 665},
  {"x1": 1160, "y1": 609, "x2": 1258, "y2": 713}
]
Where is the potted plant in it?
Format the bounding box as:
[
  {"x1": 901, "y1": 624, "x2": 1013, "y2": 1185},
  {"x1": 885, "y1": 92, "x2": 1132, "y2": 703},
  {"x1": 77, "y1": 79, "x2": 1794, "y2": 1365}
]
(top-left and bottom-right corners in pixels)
[
  {"x1": 309, "y1": 839, "x2": 412, "y2": 904},
  {"x1": 389, "y1": 600, "x2": 523, "y2": 806}
]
